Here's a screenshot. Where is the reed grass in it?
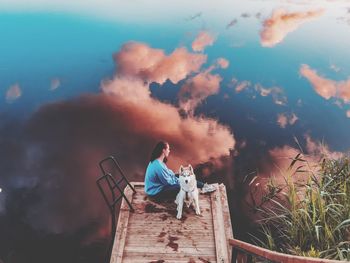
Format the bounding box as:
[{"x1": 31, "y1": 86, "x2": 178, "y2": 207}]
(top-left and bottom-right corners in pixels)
[{"x1": 250, "y1": 155, "x2": 350, "y2": 261}]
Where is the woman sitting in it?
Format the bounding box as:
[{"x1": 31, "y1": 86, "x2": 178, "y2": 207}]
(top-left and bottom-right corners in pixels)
[{"x1": 144, "y1": 141, "x2": 216, "y2": 198}]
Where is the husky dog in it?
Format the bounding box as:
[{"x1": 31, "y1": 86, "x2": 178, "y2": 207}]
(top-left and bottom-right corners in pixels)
[{"x1": 175, "y1": 165, "x2": 200, "y2": 219}]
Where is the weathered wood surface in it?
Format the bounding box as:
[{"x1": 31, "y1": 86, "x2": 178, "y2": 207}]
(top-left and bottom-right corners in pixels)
[{"x1": 110, "y1": 182, "x2": 233, "y2": 263}]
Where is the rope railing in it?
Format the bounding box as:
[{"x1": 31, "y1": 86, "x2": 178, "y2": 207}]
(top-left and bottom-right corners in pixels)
[{"x1": 229, "y1": 238, "x2": 344, "y2": 263}]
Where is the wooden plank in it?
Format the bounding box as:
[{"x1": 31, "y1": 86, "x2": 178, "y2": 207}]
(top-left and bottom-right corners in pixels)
[
  {"x1": 125, "y1": 228, "x2": 213, "y2": 238},
  {"x1": 128, "y1": 218, "x2": 212, "y2": 224},
  {"x1": 128, "y1": 219, "x2": 212, "y2": 225},
  {"x1": 132, "y1": 193, "x2": 212, "y2": 202},
  {"x1": 110, "y1": 185, "x2": 134, "y2": 263},
  {"x1": 127, "y1": 223, "x2": 213, "y2": 231},
  {"x1": 122, "y1": 252, "x2": 216, "y2": 263},
  {"x1": 128, "y1": 214, "x2": 212, "y2": 224},
  {"x1": 129, "y1": 208, "x2": 212, "y2": 217},
  {"x1": 128, "y1": 213, "x2": 212, "y2": 221},
  {"x1": 131, "y1": 203, "x2": 212, "y2": 211},
  {"x1": 123, "y1": 252, "x2": 215, "y2": 258},
  {"x1": 133, "y1": 193, "x2": 212, "y2": 201},
  {"x1": 125, "y1": 234, "x2": 215, "y2": 248},
  {"x1": 124, "y1": 245, "x2": 215, "y2": 255},
  {"x1": 123, "y1": 258, "x2": 216, "y2": 263},
  {"x1": 211, "y1": 184, "x2": 230, "y2": 263},
  {"x1": 131, "y1": 200, "x2": 211, "y2": 207},
  {"x1": 127, "y1": 228, "x2": 214, "y2": 238},
  {"x1": 128, "y1": 227, "x2": 213, "y2": 233},
  {"x1": 125, "y1": 241, "x2": 215, "y2": 249},
  {"x1": 219, "y1": 184, "x2": 233, "y2": 262},
  {"x1": 124, "y1": 241, "x2": 215, "y2": 251},
  {"x1": 123, "y1": 259, "x2": 216, "y2": 263},
  {"x1": 132, "y1": 190, "x2": 212, "y2": 206}
]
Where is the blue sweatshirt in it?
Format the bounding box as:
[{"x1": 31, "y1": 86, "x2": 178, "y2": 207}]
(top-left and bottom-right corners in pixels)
[{"x1": 144, "y1": 159, "x2": 179, "y2": 196}]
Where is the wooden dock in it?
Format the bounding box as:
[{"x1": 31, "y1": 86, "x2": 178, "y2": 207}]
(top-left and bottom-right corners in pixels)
[{"x1": 110, "y1": 182, "x2": 233, "y2": 263}]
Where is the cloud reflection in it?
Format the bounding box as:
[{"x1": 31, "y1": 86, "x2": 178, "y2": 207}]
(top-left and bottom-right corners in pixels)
[
  {"x1": 5, "y1": 83, "x2": 22, "y2": 103},
  {"x1": 50, "y1": 78, "x2": 61, "y2": 91},
  {"x1": 260, "y1": 8, "x2": 324, "y2": 47},
  {"x1": 192, "y1": 31, "x2": 216, "y2": 52},
  {"x1": 277, "y1": 112, "x2": 298, "y2": 128},
  {"x1": 244, "y1": 134, "x2": 343, "y2": 222},
  {"x1": 114, "y1": 42, "x2": 206, "y2": 85},
  {"x1": 255, "y1": 83, "x2": 287, "y2": 105},
  {"x1": 300, "y1": 64, "x2": 350, "y2": 103}
]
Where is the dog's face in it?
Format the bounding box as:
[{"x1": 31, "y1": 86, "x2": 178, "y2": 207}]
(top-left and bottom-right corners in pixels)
[{"x1": 178, "y1": 165, "x2": 196, "y2": 189}]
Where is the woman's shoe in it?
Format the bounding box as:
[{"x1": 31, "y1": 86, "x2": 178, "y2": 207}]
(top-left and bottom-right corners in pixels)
[{"x1": 200, "y1": 183, "x2": 217, "y2": 193}]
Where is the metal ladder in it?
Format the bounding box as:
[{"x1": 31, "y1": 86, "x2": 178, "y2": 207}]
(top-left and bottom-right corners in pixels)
[{"x1": 96, "y1": 155, "x2": 136, "y2": 263}]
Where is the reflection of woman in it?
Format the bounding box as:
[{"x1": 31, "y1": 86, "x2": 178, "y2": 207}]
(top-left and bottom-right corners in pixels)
[{"x1": 144, "y1": 141, "x2": 216, "y2": 197}]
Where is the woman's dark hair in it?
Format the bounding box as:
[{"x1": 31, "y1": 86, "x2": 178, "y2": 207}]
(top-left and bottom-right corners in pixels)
[{"x1": 150, "y1": 141, "x2": 169, "y2": 163}]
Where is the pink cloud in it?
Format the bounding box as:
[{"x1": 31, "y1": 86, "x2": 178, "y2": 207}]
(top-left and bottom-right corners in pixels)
[
  {"x1": 277, "y1": 112, "x2": 298, "y2": 128},
  {"x1": 300, "y1": 64, "x2": 350, "y2": 103},
  {"x1": 192, "y1": 31, "x2": 216, "y2": 52},
  {"x1": 289, "y1": 113, "x2": 298, "y2": 124},
  {"x1": 268, "y1": 145, "x2": 301, "y2": 173},
  {"x1": 178, "y1": 70, "x2": 222, "y2": 114},
  {"x1": 6, "y1": 83, "x2": 22, "y2": 103},
  {"x1": 235, "y1": 80, "x2": 251, "y2": 93},
  {"x1": 114, "y1": 42, "x2": 207, "y2": 85},
  {"x1": 261, "y1": 135, "x2": 343, "y2": 180},
  {"x1": 265, "y1": 135, "x2": 342, "y2": 172},
  {"x1": 112, "y1": 40, "x2": 228, "y2": 116},
  {"x1": 277, "y1": 113, "x2": 288, "y2": 128},
  {"x1": 243, "y1": 145, "x2": 305, "y2": 221},
  {"x1": 103, "y1": 41, "x2": 235, "y2": 166},
  {"x1": 304, "y1": 134, "x2": 343, "y2": 160},
  {"x1": 255, "y1": 83, "x2": 287, "y2": 105},
  {"x1": 244, "y1": 135, "x2": 343, "y2": 222},
  {"x1": 176, "y1": 56, "x2": 230, "y2": 114},
  {"x1": 216, "y1": 57, "x2": 229, "y2": 69},
  {"x1": 260, "y1": 9, "x2": 324, "y2": 47},
  {"x1": 231, "y1": 79, "x2": 287, "y2": 105},
  {"x1": 101, "y1": 77, "x2": 150, "y2": 102},
  {"x1": 102, "y1": 83, "x2": 235, "y2": 168}
]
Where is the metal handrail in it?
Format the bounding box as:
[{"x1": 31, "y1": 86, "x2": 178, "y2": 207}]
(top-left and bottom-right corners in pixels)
[
  {"x1": 99, "y1": 156, "x2": 136, "y2": 194},
  {"x1": 97, "y1": 155, "x2": 136, "y2": 235},
  {"x1": 96, "y1": 155, "x2": 137, "y2": 263},
  {"x1": 98, "y1": 155, "x2": 136, "y2": 211},
  {"x1": 229, "y1": 238, "x2": 344, "y2": 263}
]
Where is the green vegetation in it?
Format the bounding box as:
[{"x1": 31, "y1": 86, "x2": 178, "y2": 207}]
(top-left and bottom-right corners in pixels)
[{"x1": 251, "y1": 154, "x2": 350, "y2": 261}]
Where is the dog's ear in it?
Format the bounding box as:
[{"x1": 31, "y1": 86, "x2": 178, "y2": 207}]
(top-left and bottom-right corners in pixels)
[
  {"x1": 179, "y1": 165, "x2": 184, "y2": 174},
  {"x1": 189, "y1": 164, "x2": 194, "y2": 173}
]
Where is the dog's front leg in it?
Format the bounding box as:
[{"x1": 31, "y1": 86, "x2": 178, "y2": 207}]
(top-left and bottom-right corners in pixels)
[
  {"x1": 194, "y1": 191, "x2": 201, "y2": 215},
  {"x1": 176, "y1": 191, "x2": 185, "y2": 219},
  {"x1": 175, "y1": 193, "x2": 179, "y2": 205}
]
